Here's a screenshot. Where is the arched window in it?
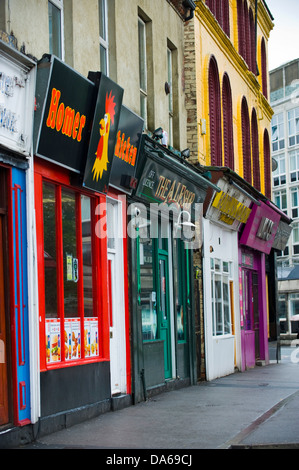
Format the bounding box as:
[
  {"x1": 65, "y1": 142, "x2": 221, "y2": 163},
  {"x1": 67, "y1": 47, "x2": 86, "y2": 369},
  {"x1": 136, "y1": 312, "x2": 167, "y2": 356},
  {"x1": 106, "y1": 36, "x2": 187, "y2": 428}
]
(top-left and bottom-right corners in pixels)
[
  {"x1": 264, "y1": 129, "x2": 271, "y2": 198},
  {"x1": 209, "y1": 56, "x2": 222, "y2": 166},
  {"x1": 261, "y1": 37, "x2": 268, "y2": 98},
  {"x1": 251, "y1": 108, "x2": 260, "y2": 191},
  {"x1": 241, "y1": 97, "x2": 251, "y2": 183},
  {"x1": 249, "y1": 7, "x2": 256, "y2": 74},
  {"x1": 222, "y1": 73, "x2": 234, "y2": 169},
  {"x1": 237, "y1": 0, "x2": 245, "y2": 59},
  {"x1": 244, "y1": 0, "x2": 251, "y2": 70},
  {"x1": 222, "y1": 0, "x2": 230, "y2": 37}
]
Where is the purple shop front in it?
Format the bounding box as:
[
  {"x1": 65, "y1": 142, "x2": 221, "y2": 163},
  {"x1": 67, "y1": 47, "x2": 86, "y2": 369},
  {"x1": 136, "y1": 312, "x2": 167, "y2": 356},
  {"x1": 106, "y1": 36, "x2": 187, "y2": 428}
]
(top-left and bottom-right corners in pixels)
[{"x1": 239, "y1": 202, "x2": 280, "y2": 371}]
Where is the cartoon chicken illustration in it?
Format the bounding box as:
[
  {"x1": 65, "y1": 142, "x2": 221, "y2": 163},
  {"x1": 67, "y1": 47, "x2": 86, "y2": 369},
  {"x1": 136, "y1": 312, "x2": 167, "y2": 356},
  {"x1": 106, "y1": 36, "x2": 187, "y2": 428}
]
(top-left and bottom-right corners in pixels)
[{"x1": 92, "y1": 90, "x2": 116, "y2": 182}]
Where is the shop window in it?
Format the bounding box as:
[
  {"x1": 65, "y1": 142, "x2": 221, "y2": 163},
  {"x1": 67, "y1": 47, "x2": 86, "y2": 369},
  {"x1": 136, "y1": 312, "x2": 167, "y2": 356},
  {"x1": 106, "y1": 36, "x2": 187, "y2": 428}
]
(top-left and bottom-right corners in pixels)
[
  {"x1": 271, "y1": 113, "x2": 285, "y2": 152},
  {"x1": 99, "y1": 0, "x2": 109, "y2": 75},
  {"x1": 288, "y1": 107, "x2": 299, "y2": 147},
  {"x1": 140, "y1": 237, "x2": 157, "y2": 341},
  {"x1": 211, "y1": 259, "x2": 232, "y2": 336},
  {"x1": 42, "y1": 181, "x2": 102, "y2": 367},
  {"x1": 48, "y1": 0, "x2": 64, "y2": 60},
  {"x1": 272, "y1": 154, "x2": 286, "y2": 187}
]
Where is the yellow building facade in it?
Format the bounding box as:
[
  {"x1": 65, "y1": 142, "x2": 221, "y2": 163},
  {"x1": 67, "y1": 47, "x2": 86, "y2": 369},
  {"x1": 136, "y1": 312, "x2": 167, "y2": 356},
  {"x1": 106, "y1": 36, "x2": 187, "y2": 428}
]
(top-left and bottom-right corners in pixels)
[{"x1": 186, "y1": 0, "x2": 274, "y2": 198}]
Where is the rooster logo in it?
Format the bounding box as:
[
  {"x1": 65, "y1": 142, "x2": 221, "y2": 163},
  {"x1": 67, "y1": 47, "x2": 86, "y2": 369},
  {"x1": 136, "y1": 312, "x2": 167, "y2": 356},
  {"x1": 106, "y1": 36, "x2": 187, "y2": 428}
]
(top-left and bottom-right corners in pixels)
[{"x1": 92, "y1": 91, "x2": 116, "y2": 182}]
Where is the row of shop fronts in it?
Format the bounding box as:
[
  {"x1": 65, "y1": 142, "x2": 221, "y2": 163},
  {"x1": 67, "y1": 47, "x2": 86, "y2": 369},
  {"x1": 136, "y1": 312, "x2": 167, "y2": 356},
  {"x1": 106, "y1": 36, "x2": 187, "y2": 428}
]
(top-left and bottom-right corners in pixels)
[{"x1": 0, "y1": 42, "x2": 292, "y2": 445}]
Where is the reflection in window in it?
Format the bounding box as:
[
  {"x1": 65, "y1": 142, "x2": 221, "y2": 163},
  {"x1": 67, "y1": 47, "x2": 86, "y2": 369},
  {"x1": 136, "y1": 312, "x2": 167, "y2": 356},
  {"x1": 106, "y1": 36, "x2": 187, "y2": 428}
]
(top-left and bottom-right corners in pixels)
[
  {"x1": 62, "y1": 190, "x2": 78, "y2": 318},
  {"x1": 43, "y1": 183, "x2": 57, "y2": 318},
  {"x1": 140, "y1": 238, "x2": 157, "y2": 340},
  {"x1": 211, "y1": 259, "x2": 232, "y2": 336},
  {"x1": 48, "y1": 1, "x2": 62, "y2": 59},
  {"x1": 81, "y1": 195, "x2": 93, "y2": 316}
]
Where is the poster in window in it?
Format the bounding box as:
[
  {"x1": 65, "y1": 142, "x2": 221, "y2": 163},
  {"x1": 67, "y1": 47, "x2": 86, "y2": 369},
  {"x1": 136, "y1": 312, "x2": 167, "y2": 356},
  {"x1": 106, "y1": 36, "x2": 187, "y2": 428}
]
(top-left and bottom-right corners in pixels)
[
  {"x1": 46, "y1": 319, "x2": 61, "y2": 364},
  {"x1": 84, "y1": 318, "x2": 99, "y2": 357},
  {"x1": 64, "y1": 318, "x2": 81, "y2": 360}
]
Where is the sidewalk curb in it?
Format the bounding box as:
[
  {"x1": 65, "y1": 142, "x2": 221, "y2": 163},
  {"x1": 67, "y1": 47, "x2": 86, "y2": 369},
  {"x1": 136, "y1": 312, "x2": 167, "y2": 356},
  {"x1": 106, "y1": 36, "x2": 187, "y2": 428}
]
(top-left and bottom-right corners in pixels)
[{"x1": 219, "y1": 390, "x2": 299, "y2": 449}]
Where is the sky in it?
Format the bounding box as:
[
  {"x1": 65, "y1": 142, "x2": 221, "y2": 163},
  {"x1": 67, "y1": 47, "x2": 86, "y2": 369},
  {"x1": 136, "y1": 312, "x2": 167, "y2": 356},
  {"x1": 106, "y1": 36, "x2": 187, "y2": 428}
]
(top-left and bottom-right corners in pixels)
[{"x1": 266, "y1": 0, "x2": 299, "y2": 71}]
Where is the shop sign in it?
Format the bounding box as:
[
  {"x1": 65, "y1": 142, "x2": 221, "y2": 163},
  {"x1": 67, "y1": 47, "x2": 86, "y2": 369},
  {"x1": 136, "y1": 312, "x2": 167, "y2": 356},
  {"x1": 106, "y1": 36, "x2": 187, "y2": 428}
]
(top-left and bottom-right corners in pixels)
[
  {"x1": 83, "y1": 74, "x2": 124, "y2": 193},
  {"x1": 272, "y1": 220, "x2": 293, "y2": 251},
  {"x1": 206, "y1": 179, "x2": 252, "y2": 230},
  {"x1": 109, "y1": 105, "x2": 144, "y2": 194},
  {"x1": 136, "y1": 158, "x2": 207, "y2": 218},
  {"x1": 0, "y1": 41, "x2": 36, "y2": 157},
  {"x1": 34, "y1": 55, "x2": 96, "y2": 173},
  {"x1": 239, "y1": 201, "x2": 280, "y2": 254}
]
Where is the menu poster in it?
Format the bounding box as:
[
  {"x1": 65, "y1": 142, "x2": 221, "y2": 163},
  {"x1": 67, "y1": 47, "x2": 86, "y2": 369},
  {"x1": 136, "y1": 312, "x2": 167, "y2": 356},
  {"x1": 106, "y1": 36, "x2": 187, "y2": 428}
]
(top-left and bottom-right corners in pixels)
[
  {"x1": 64, "y1": 318, "x2": 81, "y2": 361},
  {"x1": 84, "y1": 318, "x2": 99, "y2": 357},
  {"x1": 46, "y1": 319, "x2": 61, "y2": 364}
]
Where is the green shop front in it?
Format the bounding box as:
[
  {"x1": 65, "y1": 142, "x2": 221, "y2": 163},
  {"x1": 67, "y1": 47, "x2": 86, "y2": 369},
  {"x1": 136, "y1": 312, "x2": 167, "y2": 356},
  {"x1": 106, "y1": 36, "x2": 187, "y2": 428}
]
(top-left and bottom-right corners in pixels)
[{"x1": 129, "y1": 135, "x2": 219, "y2": 403}]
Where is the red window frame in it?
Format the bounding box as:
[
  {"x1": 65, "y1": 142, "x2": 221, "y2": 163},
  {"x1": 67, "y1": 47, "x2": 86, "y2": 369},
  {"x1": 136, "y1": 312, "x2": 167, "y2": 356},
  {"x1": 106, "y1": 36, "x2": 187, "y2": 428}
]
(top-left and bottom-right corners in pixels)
[
  {"x1": 251, "y1": 108, "x2": 261, "y2": 191},
  {"x1": 241, "y1": 96, "x2": 252, "y2": 184},
  {"x1": 209, "y1": 55, "x2": 222, "y2": 166},
  {"x1": 222, "y1": 73, "x2": 234, "y2": 170},
  {"x1": 34, "y1": 158, "x2": 109, "y2": 371}
]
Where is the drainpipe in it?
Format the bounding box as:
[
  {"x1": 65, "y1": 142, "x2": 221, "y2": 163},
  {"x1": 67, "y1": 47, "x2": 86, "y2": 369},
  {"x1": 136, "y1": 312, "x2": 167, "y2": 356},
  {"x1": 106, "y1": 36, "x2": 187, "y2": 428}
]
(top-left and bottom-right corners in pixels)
[{"x1": 183, "y1": 0, "x2": 196, "y2": 22}]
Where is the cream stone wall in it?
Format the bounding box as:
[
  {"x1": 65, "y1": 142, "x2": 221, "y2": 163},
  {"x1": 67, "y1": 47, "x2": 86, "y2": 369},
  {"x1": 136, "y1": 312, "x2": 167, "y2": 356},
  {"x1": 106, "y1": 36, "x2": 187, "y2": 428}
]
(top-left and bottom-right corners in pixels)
[{"x1": 2, "y1": 0, "x2": 188, "y2": 152}]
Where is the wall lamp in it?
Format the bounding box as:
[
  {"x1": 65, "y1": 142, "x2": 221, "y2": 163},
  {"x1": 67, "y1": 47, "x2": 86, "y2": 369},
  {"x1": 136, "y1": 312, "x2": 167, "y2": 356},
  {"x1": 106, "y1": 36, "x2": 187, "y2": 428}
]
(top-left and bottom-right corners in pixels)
[
  {"x1": 153, "y1": 127, "x2": 164, "y2": 141},
  {"x1": 176, "y1": 210, "x2": 195, "y2": 230},
  {"x1": 181, "y1": 148, "x2": 190, "y2": 159}
]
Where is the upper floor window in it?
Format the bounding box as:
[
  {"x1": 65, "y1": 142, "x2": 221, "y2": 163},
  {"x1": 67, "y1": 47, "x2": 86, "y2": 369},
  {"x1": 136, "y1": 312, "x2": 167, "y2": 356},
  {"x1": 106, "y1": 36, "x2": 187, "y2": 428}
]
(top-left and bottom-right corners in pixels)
[
  {"x1": 138, "y1": 17, "x2": 148, "y2": 129},
  {"x1": 291, "y1": 188, "x2": 299, "y2": 219},
  {"x1": 271, "y1": 113, "x2": 285, "y2": 152},
  {"x1": 48, "y1": 0, "x2": 64, "y2": 60},
  {"x1": 274, "y1": 189, "x2": 287, "y2": 216},
  {"x1": 264, "y1": 129, "x2": 272, "y2": 199},
  {"x1": 272, "y1": 154, "x2": 286, "y2": 187},
  {"x1": 208, "y1": 56, "x2": 222, "y2": 166},
  {"x1": 290, "y1": 150, "x2": 299, "y2": 183},
  {"x1": 251, "y1": 108, "x2": 260, "y2": 191},
  {"x1": 206, "y1": 0, "x2": 230, "y2": 37},
  {"x1": 167, "y1": 47, "x2": 174, "y2": 147},
  {"x1": 241, "y1": 96, "x2": 251, "y2": 184},
  {"x1": 261, "y1": 37, "x2": 268, "y2": 99},
  {"x1": 222, "y1": 73, "x2": 234, "y2": 169},
  {"x1": 99, "y1": 0, "x2": 109, "y2": 75},
  {"x1": 292, "y1": 222, "x2": 299, "y2": 255},
  {"x1": 288, "y1": 107, "x2": 299, "y2": 147}
]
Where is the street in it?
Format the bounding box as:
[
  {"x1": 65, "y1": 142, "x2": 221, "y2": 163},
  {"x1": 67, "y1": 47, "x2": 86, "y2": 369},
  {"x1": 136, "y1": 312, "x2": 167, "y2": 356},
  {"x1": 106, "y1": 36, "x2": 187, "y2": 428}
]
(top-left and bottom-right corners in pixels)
[{"x1": 15, "y1": 343, "x2": 299, "y2": 453}]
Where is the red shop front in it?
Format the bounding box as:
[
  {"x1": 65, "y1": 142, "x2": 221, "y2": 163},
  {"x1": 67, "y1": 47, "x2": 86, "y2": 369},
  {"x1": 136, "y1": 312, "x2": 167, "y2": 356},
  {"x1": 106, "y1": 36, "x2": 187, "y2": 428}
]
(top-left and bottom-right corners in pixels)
[{"x1": 33, "y1": 55, "x2": 131, "y2": 433}]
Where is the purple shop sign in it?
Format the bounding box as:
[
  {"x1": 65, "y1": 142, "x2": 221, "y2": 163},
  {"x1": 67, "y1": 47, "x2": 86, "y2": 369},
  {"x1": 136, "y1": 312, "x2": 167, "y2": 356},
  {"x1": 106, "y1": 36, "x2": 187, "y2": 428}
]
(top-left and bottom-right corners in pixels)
[{"x1": 239, "y1": 201, "x2": 280, "y2": 254}]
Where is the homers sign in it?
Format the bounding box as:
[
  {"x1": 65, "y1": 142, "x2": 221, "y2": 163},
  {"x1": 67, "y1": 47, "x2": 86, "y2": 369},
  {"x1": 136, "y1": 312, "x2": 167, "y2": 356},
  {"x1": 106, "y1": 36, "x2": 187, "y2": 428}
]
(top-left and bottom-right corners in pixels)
[{"x1": 34, "y1": 55, "x2": 96, "y2": 173}]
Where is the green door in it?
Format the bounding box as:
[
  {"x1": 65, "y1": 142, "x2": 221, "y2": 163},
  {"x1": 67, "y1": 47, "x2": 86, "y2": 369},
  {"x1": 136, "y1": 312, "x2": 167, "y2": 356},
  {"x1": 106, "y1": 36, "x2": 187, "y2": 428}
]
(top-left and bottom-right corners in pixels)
[{"x1": 158, "y1": 253, "x2": 172, "y2": 379}]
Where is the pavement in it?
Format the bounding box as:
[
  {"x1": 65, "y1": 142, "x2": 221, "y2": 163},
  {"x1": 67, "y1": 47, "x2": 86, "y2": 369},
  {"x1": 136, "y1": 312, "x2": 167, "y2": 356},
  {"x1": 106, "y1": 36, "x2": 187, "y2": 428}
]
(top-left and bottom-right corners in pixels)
[{"x1": 16, "y1": 343, "x2": 299, "y2": 453}]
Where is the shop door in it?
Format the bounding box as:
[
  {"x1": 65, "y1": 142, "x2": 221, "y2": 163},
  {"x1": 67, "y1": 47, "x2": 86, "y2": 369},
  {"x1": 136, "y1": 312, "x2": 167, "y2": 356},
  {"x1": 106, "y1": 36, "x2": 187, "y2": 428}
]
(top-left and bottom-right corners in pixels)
[
  {"x1": 252, "y1": 273, "x2": 260, "y2": 360},
  {"x1": 107, "y1": 200, "x2": 126, "y2": 396},
  {"x1": 158, "y1": 254, "x2": 172, "y2": 379},
  {"x1": 0, "y1": 215, "x2": 9, "y2": 425}
]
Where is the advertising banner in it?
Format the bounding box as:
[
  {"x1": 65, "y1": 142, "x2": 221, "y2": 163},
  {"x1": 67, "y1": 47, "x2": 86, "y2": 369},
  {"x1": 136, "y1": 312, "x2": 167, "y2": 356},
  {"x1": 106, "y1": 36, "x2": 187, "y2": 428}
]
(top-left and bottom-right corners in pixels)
[
  {"x1": 34, "y1": 55, "x2": 96, "y2": 173},
  {"x1": 109, "y1": 105, "x2": 144, "y2": 194},
  {"x1": 83, "y1": 73, "x2": 124, "y2": 193}
]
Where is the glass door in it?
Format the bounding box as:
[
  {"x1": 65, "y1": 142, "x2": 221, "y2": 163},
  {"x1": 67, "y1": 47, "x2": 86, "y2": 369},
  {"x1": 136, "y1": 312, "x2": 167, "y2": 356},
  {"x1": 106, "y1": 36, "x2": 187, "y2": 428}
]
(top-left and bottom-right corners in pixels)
[{"x1": 158, "y1": 254, "x2": 172, "y2": 379}]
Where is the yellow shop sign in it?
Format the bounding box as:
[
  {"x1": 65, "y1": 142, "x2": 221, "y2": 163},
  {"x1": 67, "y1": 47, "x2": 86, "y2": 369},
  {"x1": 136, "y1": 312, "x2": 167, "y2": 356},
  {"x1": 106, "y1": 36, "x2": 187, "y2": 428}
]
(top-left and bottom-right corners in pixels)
[{"x1": 212, "y1": 191, "x2": 251, "y2": 225}]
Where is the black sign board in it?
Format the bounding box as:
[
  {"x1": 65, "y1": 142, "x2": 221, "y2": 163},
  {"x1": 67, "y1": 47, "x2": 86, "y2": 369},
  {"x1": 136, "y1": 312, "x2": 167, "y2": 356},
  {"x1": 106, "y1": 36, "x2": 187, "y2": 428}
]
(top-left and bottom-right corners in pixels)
[
  {"x1": 136, "y1": 158, "x2": 207, "y2": 220},
  {"x1": 34, "y1": 55, "x2": 96, "y2": 173},
  {"x1": 109, "y1": 105, "x2": 144, "y2": 195},
  {"x1": 83, "y1": 73, "x2": 123, "y2": 193}
]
